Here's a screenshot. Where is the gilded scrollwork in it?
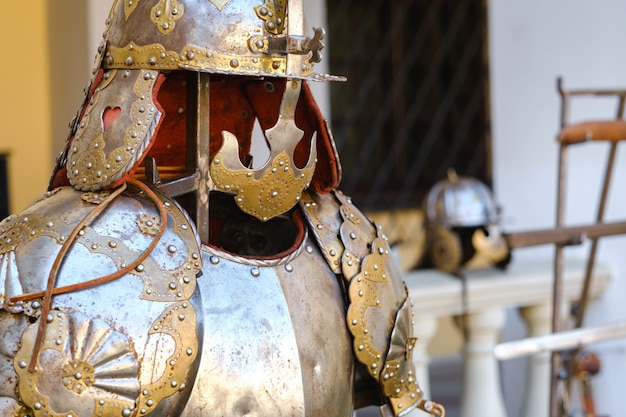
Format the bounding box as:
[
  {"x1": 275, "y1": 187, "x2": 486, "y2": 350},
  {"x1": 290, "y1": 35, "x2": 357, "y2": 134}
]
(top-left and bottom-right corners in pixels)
[
  {"x1": 151, "y1": 0, "x2": 185, "y2": 34},
  {"x1": 211, "y1": 132, "x2": 315, "y2": 221},
  {"x1": 136, "y1": 302, "x2": 199, "y2": 414},
  {"x1": 14, "y1": 310, "x2": 140, "y2": 417},
  {"x1": 254, "y1": 0, "x2": 287, "y2": 35},
  {"x1": 67, "y1": 69, "x2": 161, "y2": 191}
]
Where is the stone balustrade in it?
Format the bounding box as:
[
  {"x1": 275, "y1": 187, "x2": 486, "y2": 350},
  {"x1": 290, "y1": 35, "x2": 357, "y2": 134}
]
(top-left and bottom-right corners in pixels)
[{"x1": 403, "y1": 260, "x2": 612, "y2": 417}]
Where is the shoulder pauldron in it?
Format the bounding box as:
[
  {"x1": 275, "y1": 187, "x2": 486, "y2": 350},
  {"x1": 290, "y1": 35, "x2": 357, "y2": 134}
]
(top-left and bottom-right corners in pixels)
[{"x1": 300, "y1": 190, "x2": 426, "y2": 416}]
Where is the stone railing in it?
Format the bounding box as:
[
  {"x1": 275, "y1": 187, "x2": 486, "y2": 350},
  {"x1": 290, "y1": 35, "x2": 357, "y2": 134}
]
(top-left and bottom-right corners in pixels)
[{"x1": 404, "y1": 260, "x2": 612, "y2": 417}]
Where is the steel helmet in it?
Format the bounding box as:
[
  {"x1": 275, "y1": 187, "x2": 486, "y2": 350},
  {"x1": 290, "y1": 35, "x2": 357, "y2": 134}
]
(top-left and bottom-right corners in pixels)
[
  {"x1": 425, "y1": 170, "x2": 509, "y2": 272},
  {"x1": 53, "y1": 0, "x2": 344, "y2": 239},
  {"x1": 101, "y1": 0, "x2": 342, "y2": 81},
  {"x1": 426, "y1": 169, "x2": 499, "y2": 229}
]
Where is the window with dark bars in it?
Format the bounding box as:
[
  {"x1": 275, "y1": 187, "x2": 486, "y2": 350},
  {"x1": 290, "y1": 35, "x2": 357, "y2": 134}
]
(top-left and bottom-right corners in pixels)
[{"x1": 327, "y1": 0, "x2": 492, "y2": 212}]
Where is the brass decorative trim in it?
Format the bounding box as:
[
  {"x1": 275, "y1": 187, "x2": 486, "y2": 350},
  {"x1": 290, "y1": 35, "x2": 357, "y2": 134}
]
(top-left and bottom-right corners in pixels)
[
  {"x1": 14, "y1": 310, "x2": 139, "y2": 417},
  {"x1": 137, "y1": 302, "x2": 199, "y2": 414},
  {"x1": 209, "y1": 0, "x2": 231, "y2": 11},
  {"x1": 254, "y1": 0, "x2": 287, "y2": 35},
  {"x1": 104, "y1": 42, "x2": 316, "y2": 78},
  {"x1": 211, "y1": 142, "x2": 315, "y2": 221},
  {"x1": 67, "y1": 69, "x2": 161, "y2": 191},
  {"x1": 151, "y1": 0, "x2": 184, "y2": 34}
]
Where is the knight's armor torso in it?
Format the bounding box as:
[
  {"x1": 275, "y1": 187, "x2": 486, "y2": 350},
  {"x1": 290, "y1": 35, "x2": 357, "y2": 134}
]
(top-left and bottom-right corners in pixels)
[
  {"x1": 0, "y1": 1, "x2": 444, "y2": 416},
  {"x1": 186, "y1": 196, "x2": 355, "y2": 416},
  {"x1": 0, "y1": 185, "x2": 422, "y2": 417}
]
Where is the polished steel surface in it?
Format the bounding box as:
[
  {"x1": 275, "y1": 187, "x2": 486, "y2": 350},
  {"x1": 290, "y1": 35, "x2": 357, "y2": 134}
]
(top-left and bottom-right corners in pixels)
[
  {"x1": 0, "y1": 185, "x2": 203, "y2": 417},
  {"x1": 425, "y1": 172, "x2": 509, "y2": 273},
  {"x1": 426, "y1": 171, "x2": 498, "y2": 229},
  {"x1": 181, "y1": 239, "x2": 355, "y2": 416},
  {"x1": 102, "y1": 0, "x2": 342, "y2": 81}
]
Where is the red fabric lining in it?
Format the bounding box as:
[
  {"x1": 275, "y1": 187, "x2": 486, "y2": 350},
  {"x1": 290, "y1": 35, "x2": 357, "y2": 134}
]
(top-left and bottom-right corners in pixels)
[
  {"x1": 148, "y1": 74, "x2": 339, "y2": 192},
  {"x1": 102, "y1": 107, "x2": 122, "y2": 131},
  {"x1": 243, "y1": 79, "x2": 340, "y2": 193},
  {"x1": 51, "y1": 71, "x2": 340, "y2": 194}
]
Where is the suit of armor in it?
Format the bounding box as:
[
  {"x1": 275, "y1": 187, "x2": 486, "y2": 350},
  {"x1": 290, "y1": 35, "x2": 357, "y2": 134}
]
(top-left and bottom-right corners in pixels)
[{"x1": 0, "y1": 1, "x2": 444, "y2": 416}]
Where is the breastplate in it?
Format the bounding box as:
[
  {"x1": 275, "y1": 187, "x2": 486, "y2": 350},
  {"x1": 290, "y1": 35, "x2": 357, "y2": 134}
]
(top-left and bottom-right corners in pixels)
[
  {"x1": 0, "y1": 185, "x2": 204, "y2": 417},
  {"x1": 181, "y1": 236, "x2": 355, "y2": 417}
]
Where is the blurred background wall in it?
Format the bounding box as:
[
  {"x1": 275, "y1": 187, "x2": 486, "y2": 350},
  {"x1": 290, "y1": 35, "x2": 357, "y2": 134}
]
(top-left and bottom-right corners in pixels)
[{"x1": 491, "y1": 2, "x2": 626, "y2": 415}]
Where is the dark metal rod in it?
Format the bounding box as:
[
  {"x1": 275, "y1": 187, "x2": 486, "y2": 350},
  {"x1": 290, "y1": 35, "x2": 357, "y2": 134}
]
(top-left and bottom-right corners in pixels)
[
  {"x1": 505, "y1": 220, "x2": 626, "y2": 249},
  {"x1": 575, "y1": 95, "x2": 626, "y2": 328},
  {"x1": 550, "y1": 142, "x2": 568, "y2": 417},
  {"x1": 575, "y1": 143, "x2": 617, "y2": 328}
]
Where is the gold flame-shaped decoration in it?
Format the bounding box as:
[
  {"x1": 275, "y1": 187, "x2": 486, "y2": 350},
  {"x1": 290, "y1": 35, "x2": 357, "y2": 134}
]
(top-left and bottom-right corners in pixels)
[{"x1": 210, "y1": 79, "x2": 317, "y2": 221}]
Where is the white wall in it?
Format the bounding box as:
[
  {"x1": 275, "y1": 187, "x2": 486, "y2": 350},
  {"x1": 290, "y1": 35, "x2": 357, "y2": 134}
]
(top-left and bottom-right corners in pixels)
[{"x1": 489, "y1": 1, "x2": 626, "y2": 415}]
